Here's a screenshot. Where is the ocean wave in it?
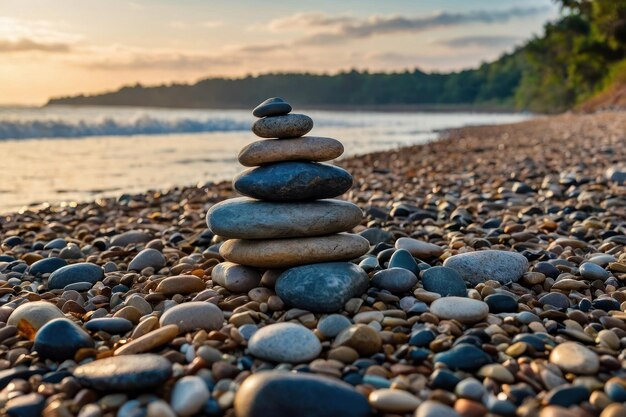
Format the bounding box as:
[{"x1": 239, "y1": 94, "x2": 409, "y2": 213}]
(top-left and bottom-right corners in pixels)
[{"x1": 0, "y1": 116, "x2": 251, "y2": 140}]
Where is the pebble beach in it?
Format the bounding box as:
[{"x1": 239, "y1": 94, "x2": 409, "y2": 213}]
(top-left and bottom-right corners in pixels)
[{"x1": 0, "y1": 107, "x2": 625, "y2": 417}]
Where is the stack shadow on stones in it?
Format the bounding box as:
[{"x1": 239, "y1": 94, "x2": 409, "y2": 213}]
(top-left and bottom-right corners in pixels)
[{"x1": 206, "y1": 97, "x2": 370, "y2": 313}]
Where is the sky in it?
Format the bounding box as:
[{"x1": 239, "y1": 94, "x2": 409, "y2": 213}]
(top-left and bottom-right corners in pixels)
[{"x1": 0, "y1": 0, "x2": 560, "y2": 105}]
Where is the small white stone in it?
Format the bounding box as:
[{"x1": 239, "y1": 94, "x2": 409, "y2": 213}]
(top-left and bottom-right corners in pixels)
[{"x1": 170, "y1": 376, "x2": 210, "y2": 417}]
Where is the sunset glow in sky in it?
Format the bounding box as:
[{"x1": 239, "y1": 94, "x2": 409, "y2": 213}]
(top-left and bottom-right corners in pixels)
[{"x1": 0, "y1": 0, "x2": 559, "y2": 105}]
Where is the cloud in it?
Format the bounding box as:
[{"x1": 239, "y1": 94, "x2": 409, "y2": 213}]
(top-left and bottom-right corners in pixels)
[
  {"x1": 200, "y1": 20, "x2": 223, "y2": 29},
  {"x1": 440, "y1": 35, "x2": 523, "y2": 49},
  {"x1": 78, "y1": 50, "x2": 241, "y2": 71},
  {"x1": 268, "y1": 7, "x2": 550, "y2": 45},
  {"x1": 0, "y1": 38, "x2": 72, "y2": 53}
]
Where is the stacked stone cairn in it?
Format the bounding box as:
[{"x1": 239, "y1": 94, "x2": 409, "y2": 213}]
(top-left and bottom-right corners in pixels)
[{"x1": 206, "y1": 97, "x2": 370, "y2": 313}]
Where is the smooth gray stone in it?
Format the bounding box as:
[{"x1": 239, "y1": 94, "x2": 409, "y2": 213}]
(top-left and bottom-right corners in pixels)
[
  {"x1": 73, "y1": 354, "x2": 172, "y2": 391},
  {"x1": 252, "y1": 113, "x2": 313, "y2": 138},
  {"x1": 276, "y1": 262, "x2": 369, "y2": 313},
  {"x1": 371, "y1": 268, "x2": 417, "y2": 293},
  {"x1": 421, "y1": 266, "x2": 467, "y2": 297},
  {"x1": 48, "y1": 263, "x2": 104, "y2": 290},
  {"x1": 207, "y1": 197, "x2": 362, "y2": 239},
  {"x1": 579, "y1": 262, "x2": 609, "y2": 280},
  {"x1": 252, "y1": 97, "x2": 292, "y2": 118},
  {"x1": 128, "y1": 248, "x2": 166, "y2": 271},
  {"x1": 234, "y1": 162, "x2": 352, "y2": 201},
  {"x1": 238, "y1": 136, "x2": 343, "y2": 167},
  {"x1": 110, "y1": 231, "x2": 152, "y2": 247},
  {"x1": 443, "y1": 250, "x2": 528, "y2": 285},
  {"x1": 234, "y1": 371, "x2": 371, "y2": 417},
  {"x1": 248, "y1": 323, "x2": 321, "y2": 363},
  {"x1": 85, "y1": 318, "x2": 133, "y2": 334}
]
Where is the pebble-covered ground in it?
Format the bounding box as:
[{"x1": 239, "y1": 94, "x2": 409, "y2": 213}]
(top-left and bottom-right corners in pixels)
[{"x1": 0, "y1": 110, "x2": 625, "y2": 417}]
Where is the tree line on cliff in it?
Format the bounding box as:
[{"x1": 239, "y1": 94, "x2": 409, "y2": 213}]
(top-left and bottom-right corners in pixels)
[{"x1": 48, "y1": 0, "x2": 626, "y2": 113}]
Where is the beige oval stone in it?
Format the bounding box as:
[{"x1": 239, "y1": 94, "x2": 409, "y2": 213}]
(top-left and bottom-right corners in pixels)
[
  {"x1": 159, "y1": 301, "x2": 224, "y2": 333},
  {"x1": 430, "y1": 297, "x2": 489, "y2": 324},
  {"x1": 549, "y1": 341, "x2": 599, "y2": 374},
  {"x1": 115, "y1": 324, "x2": 179, "y2": 355},
  {"x1": 395, "y1": 237, "x2": 443, "y2": 258},
  {"x1": 332, "y1": 324, "x2": 382, "y2": 357},
  {"x1": 8, "y1": 301, "x2": 65, "y2": 332},
  {"x1": 369, "y1": 389, "x2": 421, "y2": 413},
  {"x1": 238, "y1": 136, "x2": 344, "y2": 166},
  {"x1": 211, "y1": 262, "x2": 261, "y2": 293},
  {"x1": 155, "y1": 275, "x2": 205, "y2": 295},
  {"x1": 220, "y1": 233, "x2": 370, "y2": 269}
]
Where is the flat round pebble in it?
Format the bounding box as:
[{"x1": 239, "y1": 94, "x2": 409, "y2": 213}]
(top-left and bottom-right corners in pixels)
[
  {"x1": 430, "y1": 297, "x2": 489, "y2": 323},
  {"x1": 579, "y1": 262, "x2": 609, "y2": 280},
  {"x1": 238, "y1": 136, "x2": 343, "y2": 166},
  {"x1": 251, "y1": 113, "x2": 313, "y2": 138},
  {"x1": 252, "y1": 97, "x2": 292, "y2": 118},
  {"x1": 368, "y1": 388, "x2": 421, "y2": 413},
  {"x1": 85, "y1": 318, "x2": 133, "y2": 334},
  {"x1": 248, "y1": 322, "x2": 321, "y2": 363},
  {"x1": 159, "y1": 301, "x2": 224, "y2": 333},
  {"x1": 550, "y1": 342, "x2": 600, "y2": 374},
  {"x1": 155, "y1": 275, "x2": 205, "y2": 295},
  {"x1": 170, "y1": 375, "x2": 211, "y2": 417},
  {"x1": 211, "y1": 262, "x2": 261, "y2": 293},
  {"x1": 371, "y1": 267, "x2": 417, "y2": 293},
  {"x1": 443, "y1": 250, "x2": 529, "y2": 285},
  {"x1": 73, "y1": 354, "x2": 172, "y2": 390},
  {"x1": 47, "y1": 262, "x2": 104, "y2": 290}
]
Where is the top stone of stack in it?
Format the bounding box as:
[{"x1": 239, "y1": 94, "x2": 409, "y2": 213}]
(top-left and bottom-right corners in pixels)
[{"x1": 251, "y1": 97, "x2": 314, "y2": 139}]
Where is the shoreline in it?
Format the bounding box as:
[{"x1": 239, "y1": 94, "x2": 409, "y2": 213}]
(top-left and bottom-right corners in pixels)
[{"x1": 0, "y1": 110, "x2": 625, "y2": 416}]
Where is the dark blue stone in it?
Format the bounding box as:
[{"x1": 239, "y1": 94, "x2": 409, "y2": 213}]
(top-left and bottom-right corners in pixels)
[
  {"x1": 430, "y1": 369, "x2": 461, "y2": 390},
  {"x1": 47, "y1": 263, "x2": 104, "y2": 290},
  {"x1": 593, "y1": 298, "x2": 621, "y2": 312},
  {"x1": 85, "y1": 318, "x2": 133, "y2": 334},
  {"x1": 485, "y1": 293, "x2": 518, "y2": 313},
  {"x1": 545, "y1": 385, "x2": 589, "y2": 407},
  {"x1": 342, "y1": 371, "x2": 363, "y2": 386},
  {"x1": 371, "y1": 267, "x2": 417, "y2": 293},
  {"x1": 407, "y1": 302, "x2": 429, "y2": 314},
  {"x1": 539, "y1": 292, "x2": 570, "y2": 310},
  {"x1": 434, "y1": 344, "x2": 492, "y2": 371},
  {"x1": 73, "y1": 354, "x2": 172, "y2": 390},
  {"x1": 453, "y1": 335, "x2": 483, "y2": 348},
  {"x1": 408, "y1": 348, "x2": 430, "y2": 363},
  {"x1": 409, "y1": 329, "x2": 436, "y2": 347},
  {"x1": 483, "y1": 218, "x2": 502, "y2": 228},
  {"x1": 253, "y1": 97, "x2": 292, "y2": 118},
  {"x1": 578, "y1": 298, "x2": 592, "y2": 311},
  {"x1": 0, "y1": 367, "x2": 46, "y2": 390},
  {"x1": 236, "y1": 371, "x2": 371, "y2": 417},
  {"x1": 421, "y1": 266, "x2": 467, "y2": 297},
  {"x1": 388, "y1": 249, "x2": 420, "y2": 275},
  {"x1": 534, "y1": 262, "x2": 560, "y2": 278},
  {"x1": 29, "y1": 258, "x2": 68, "y2": 277},
  {"x1": 41, "y1": 370, "x2": 72, "y2": 383},
  {"x1": 276, "y1": 262, "x2": 368, "y2": 313},
  {"x1": 605, "y1": 379, "x2": 626, "y2": 402},
  {"x1": 512, "y1": 334, "x2": 547, "y2": 351},
  {"x1": 486, "y1": 397, "x2": 516, "y2": 416},
  {"x1": 34, "y1": 318, "x2": 94, "y2": 361},
  {"x1": 112, "y1": 284, "x2": 130, "y2": 293},
  {"x1": 44, "y1": 238, "x2": 67, "y2": 250},
  {"x1": 3, "y1": 236, "x2": 23, "y2": 247},
  {"x1": 233, "y1": 162, "x2": 353, "y2": 201},
  {"x1": 0, "y1": 255, "x2": 16, "y2": 262},
  {"x1": 5, "y1": 393, "x2": 45, "y2": 417}
]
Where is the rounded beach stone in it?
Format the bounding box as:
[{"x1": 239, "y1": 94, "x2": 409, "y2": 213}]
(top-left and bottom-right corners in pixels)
[
  {"x1": 430, "y1": 297, "x2": 489, "y2": 324},
  {"x1": 443, "y1": 250, "x2": 529, "y2": 285},
  {"x1": 33, "y1": 318, "x2": 94, "y2": 361},
  {"x1": 160, "y1": 302, "x2": 224, "y2": 333},
  {"x1": 248, "y1": 322, "x2": 321, "y2": 363},
  {"x1": 5, "y1": 393, "x2": 46, "y2": 417},
  {"x1": 550, "y1": 342, "x2": 599, "y2": 375},
  {"x1": 251, "y1": 113, "x2": 313, "y2": 138},
  {"x1": 8, "y1": 301, "x2": 65, "y2": 331},
  {"x1": 318, "y1": 314, "x2": 352, "y2": 338},
  {"x1": 395, "y1": 237, "x2": 443, "y2": 258},
  {"x1": 220, "y1": 234, "x2": 370, "y2": 269},
  {"x1": 73, "y1": 354, "x2": 172, "y2": 390},
  {"x1": 211, "y1": 262, "x2": 261, "y2": 293},
  {"x1": 207, "y1": 198, "x2": 362, "y2": 239},
  {"x1": 155, "y1": 275, "x2": 205, "y2": 295},
  {"x1": 434, "y1": 344, "x2": 492, "y2": 371},
  {"x1": 332, "y1": 324, "x2": 382, "y2": 357},
  {"x1": 371, "y1": 268, "x2": 417, "y2": 293},
  {"x1": 110, "y1": 230, "x2": 152, "y2": 246},
  {"x1": 252, "y1": 97, "x2": 292, "y2": 118},
  {"x1": 416, "y1": 400, "x2": 460, "y2": 417},
  {"x1": 485, "y1": 293, "x2": 518, "y2": 313},
  {"x1": 233, "y1": 162, "x2": 353, "y2": 201},
  {"x1": 47, "y1": 263, "x2": 104, "y2": 290},
  {"x1": 275, "y1": 262, "x2": 369, "y2": 313},
  {"x1": 171, "y1": 375, "x2": 211, "y2": 417},
  {"x1": 234, "y1": 371, "x2": 370, "y2": 417},
  {"x1": 238, "y1": 136, "x2": 343, "y2": 166},
  {"x1": 85, "y1": 317, "x2": 133, "y2": 334},
  {"x1": 369, "y1": 389, "x2": 421, "y2": 413},
  {"x1": 128, "y1": 248, "x2": 166, "y2": 271},
  {"x1": 579, "y1": 262, "x2": 609, "y2": 280},
  {"x1": 28, "y1": 257, "x2": 68, "y2": 277},
  {"x1": 421, "y1": 266, "x2": 467, "y2": 297}
]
